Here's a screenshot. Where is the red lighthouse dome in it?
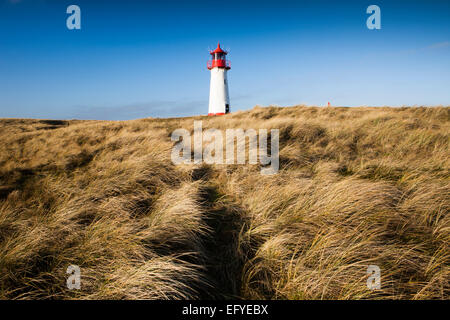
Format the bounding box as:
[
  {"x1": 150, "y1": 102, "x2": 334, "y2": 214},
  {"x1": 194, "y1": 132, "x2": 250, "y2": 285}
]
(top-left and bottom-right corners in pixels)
[{"x1": 207, "y1": 42, "x2": 231, "y2": 70}]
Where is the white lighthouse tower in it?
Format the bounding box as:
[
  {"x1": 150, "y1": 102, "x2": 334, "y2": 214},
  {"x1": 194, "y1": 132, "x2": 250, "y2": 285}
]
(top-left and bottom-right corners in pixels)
[{"x1": 207, "y1": 42, "x2": 231, "y2": 115}]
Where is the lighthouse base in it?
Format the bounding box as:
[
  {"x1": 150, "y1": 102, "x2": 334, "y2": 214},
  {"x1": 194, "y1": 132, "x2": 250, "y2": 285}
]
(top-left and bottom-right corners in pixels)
[{"x1": 208, "y1": 113, "x2": 225, "y2": 116}]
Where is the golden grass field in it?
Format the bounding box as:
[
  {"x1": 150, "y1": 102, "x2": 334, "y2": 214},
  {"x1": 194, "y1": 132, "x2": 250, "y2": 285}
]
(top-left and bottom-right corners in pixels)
[{"x1": 0, "y1": 105, "x2": 448, "y2": 299}]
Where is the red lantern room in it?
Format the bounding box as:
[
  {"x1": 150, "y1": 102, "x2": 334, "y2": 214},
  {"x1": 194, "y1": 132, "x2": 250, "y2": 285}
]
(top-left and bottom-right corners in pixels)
[{"x1": 207, "y1": 42, "x2": 231, "y2": 70}]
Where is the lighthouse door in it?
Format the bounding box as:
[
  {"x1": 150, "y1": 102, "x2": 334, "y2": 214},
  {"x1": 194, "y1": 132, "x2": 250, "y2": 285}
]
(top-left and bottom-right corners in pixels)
[{"x1": 225, "y1": 104, "x2": 230, "y2": 113}]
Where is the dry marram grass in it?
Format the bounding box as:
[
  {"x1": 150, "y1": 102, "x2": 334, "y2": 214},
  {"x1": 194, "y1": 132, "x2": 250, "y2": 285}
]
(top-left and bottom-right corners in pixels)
[{"x1": 0, "y1": 106, "x2": 448, "y2": 299}]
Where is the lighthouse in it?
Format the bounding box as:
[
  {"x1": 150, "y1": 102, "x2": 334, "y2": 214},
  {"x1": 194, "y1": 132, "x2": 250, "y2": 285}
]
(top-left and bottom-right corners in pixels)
[{"x1": 207, "y1": 42, "x2": 231, "y2": 115}]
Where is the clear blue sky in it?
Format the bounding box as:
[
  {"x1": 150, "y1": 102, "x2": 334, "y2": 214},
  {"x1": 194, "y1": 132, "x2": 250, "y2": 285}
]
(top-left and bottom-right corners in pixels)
[{"x1": 0, "y1": 0, "x2": 449, "y2": 120}]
